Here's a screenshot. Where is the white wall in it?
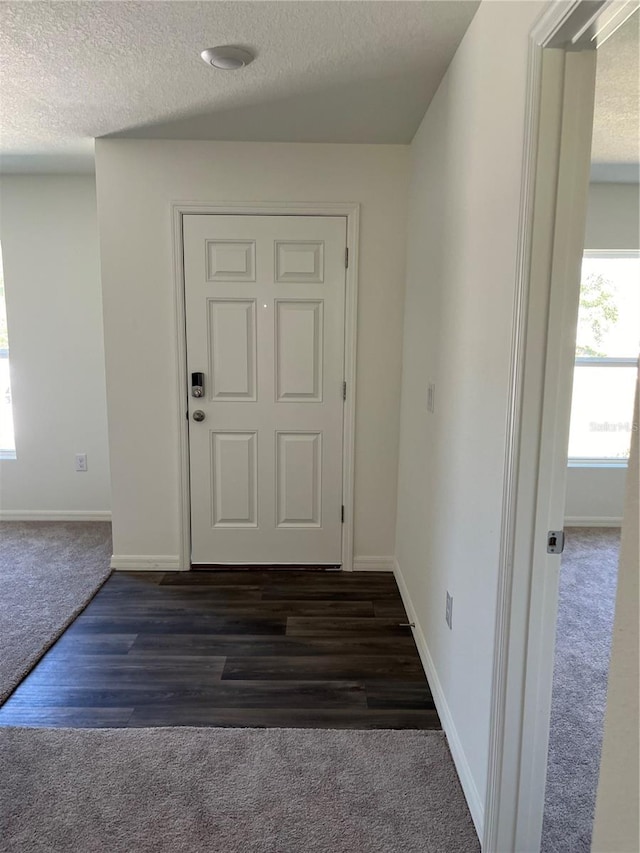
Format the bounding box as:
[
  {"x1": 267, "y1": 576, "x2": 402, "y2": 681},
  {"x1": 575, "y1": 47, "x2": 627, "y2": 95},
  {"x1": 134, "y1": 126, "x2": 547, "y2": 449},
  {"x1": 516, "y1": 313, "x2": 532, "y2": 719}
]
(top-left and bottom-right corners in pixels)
[
  {"x1": 394, "y1": 0, "x2": 545, "y2": 834},
  {"x1": 592, "y1": 382, "x2": 639, "y2": 852},
  {"x1": 564, "y1": 182, "x2": 639, "y2": 524},
  {"x1": 564, "y1": 465, "x2": 627, "y2": 525},
  {"x1": 0, "y1": 176, "x2": 110, "y2": 517},
  {"x1": 584, "y1": 182, "x2": 640, "y2": 250},
  {"x1": 94, "y1": 140, "x2": 409, "y2": 564}
]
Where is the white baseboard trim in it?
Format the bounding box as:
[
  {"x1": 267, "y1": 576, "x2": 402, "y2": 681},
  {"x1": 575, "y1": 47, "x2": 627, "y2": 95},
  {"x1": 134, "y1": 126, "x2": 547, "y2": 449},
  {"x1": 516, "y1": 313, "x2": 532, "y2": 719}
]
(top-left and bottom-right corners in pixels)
[
  {"x1": 393, "y1": 557, "x2": 484, "y2": 840},
  {"x1": 352, "y1": 556, "x2": 395, "y2": 572},
  {"x1": 0, "y1": 510, "x2": 112, "y2": 522},
  {"x1": 564, "y1": 516, "x2": 623, "y2": 527},
  {"x1": 110, "y1": 555, "x2": 186, "y2": 571}
]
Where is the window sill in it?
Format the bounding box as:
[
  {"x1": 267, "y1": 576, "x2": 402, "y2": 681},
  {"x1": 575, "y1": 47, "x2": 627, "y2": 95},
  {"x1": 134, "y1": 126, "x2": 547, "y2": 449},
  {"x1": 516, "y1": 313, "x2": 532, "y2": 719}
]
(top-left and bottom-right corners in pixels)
[
  {"x1": 567, "y1": 459, "x2": 628, "y2": 469},
  {"x1": 0, "y1": 450, "x2": 16, "y2": 461}
]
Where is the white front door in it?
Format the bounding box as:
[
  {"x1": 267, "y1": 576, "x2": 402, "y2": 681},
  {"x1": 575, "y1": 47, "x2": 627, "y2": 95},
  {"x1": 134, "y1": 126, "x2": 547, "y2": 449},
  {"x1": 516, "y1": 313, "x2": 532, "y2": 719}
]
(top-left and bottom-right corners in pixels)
[{"x1": 184, "y1": 214, "x2": 347, "y2": 565}]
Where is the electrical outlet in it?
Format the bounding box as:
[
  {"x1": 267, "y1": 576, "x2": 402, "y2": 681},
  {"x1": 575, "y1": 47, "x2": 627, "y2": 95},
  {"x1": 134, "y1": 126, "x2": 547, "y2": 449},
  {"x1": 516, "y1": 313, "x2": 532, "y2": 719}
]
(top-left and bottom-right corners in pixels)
[
  {"x1": 75, "y1": 453, "x2": 88, "y2": 472},
  {"x1": 445, "y1": 591, "x2": 453, "y2": 629},
  {"x1": 427, "y1": 382, "x2": 436, "y2": 413}
]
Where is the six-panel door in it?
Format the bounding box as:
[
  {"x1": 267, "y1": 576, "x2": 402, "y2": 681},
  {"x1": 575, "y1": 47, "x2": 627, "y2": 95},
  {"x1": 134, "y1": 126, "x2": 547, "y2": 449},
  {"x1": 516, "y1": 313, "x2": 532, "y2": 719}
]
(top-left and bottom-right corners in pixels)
[{"x1": 183, "y1": 215, "x2": 347, "y2": 565}]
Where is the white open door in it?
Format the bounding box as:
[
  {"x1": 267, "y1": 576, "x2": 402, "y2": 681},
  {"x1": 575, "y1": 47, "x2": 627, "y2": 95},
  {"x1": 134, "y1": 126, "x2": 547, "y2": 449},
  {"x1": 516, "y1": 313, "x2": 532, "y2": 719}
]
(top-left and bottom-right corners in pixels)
[{"x1": 183, "y1": 214, "x2": 347, "y2": 566}]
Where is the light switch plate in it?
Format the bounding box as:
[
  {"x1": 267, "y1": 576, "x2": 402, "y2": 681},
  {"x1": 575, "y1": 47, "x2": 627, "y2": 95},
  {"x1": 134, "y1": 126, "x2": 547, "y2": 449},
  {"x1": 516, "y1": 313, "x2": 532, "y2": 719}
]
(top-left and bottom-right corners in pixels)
[{"x1": 427, "y1": 382, "x2": 436, "y2": 413}]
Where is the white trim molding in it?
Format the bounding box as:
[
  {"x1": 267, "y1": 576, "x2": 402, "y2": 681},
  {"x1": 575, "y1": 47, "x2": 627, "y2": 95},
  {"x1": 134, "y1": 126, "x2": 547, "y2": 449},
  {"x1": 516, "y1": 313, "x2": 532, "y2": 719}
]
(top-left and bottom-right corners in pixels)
[
  {"x1": 110, "y1": 555, "x2": 183, "y2": 571},
  {"x1": 565, "y1": 516, "x2": 623, "y2": 527},
  {"x1": 352, "y1": 556, "x2": 395, "y2": 572},
  {"x1": 393, "y1": 558, "x2": 484, "y2": 839},
  {"x1": 171, "y1": 201, "x2": 360, "y2": 573},
  {"x1": 0, "y1": 510, "x2": 112, "y2": 522}
]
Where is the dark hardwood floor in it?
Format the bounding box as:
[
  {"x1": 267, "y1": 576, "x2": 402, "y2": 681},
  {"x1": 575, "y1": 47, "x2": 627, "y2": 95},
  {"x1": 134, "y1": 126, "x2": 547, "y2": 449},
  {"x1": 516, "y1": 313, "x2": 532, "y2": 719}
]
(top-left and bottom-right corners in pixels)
[{"x1": 0, "y1": 570, "x2": 441, "y2": 729}]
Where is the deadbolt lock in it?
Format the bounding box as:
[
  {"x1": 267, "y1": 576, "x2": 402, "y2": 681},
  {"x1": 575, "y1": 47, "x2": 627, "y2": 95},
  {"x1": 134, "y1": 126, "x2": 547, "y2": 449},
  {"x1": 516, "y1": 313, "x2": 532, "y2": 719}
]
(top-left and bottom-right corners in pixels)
[{"x1": 191, "y1": 372, "x2": 205, "y2": 398}]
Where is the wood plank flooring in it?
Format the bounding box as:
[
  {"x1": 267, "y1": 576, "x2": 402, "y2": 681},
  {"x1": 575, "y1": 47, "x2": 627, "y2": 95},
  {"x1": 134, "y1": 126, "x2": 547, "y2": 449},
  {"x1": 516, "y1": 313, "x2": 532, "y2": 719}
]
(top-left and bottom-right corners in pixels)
[{"x1": 0, "y1": 570, "x2": 441, "y2": 729}]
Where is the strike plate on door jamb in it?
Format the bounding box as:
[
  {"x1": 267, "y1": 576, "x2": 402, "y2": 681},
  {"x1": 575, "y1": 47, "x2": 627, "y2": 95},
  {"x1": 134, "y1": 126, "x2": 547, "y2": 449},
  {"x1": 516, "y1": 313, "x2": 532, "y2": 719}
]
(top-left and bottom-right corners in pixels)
[{"x1": 546, "y1": 530, "x2": 565, "y2": 554}]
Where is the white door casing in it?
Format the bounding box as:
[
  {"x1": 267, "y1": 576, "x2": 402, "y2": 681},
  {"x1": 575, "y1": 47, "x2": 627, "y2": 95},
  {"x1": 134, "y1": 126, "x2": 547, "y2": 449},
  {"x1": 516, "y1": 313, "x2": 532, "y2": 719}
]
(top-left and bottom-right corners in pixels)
[{"x1": 183, "y1": 214, "x2": 347, "y2": 565}]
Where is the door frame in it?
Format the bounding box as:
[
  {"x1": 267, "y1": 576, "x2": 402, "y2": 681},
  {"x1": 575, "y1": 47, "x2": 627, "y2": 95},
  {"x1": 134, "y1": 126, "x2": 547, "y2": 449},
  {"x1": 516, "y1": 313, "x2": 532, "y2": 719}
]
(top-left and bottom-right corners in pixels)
[
  {"x1": 484, "y1": 1, "x2": 639, "y2": 850},
  {"x1": 170, "y1": 202, "x2": 360, "y2": 572}
]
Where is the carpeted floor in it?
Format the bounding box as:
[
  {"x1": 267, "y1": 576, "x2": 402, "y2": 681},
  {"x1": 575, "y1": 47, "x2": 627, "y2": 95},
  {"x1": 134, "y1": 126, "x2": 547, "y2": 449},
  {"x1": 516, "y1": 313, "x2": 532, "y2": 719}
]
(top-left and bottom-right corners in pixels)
[
  {"x1": 0, "y1": 521, "x2": 112, "y2": 704},
  {"x1": 0, "y1": 726, "x2": 479, "y2": 853},
  {"x1": 541, "y1": 526, "x2": 621, "y2": 852}
]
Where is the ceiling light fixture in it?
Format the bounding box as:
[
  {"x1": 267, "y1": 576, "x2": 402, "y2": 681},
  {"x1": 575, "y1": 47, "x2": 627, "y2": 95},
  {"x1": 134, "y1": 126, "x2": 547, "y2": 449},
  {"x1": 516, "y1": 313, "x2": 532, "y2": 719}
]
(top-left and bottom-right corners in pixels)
[{"x1": 200, "y1": 46, "x2": 254, "y2": 71}]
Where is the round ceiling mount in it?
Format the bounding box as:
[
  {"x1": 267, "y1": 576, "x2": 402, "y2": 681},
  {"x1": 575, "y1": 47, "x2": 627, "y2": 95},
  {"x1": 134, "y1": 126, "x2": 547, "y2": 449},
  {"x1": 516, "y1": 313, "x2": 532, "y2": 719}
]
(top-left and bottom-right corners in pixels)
[{"x1": 200, "y1": 46, "x2": 254, "y2": 70}]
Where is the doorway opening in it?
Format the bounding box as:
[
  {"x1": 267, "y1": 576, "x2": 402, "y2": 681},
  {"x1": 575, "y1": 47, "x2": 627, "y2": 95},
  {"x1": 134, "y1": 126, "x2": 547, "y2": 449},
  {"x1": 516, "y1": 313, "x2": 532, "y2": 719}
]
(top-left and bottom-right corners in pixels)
[
  {"x1": 542, "y1": 258, "x2": 638, "y2": 851},
  {"x1": 484, "y1": 2, "x2": 640, "y2": 850},
  {"x1": 541, "y1": 14, "x2": 639, "y2": 846}
]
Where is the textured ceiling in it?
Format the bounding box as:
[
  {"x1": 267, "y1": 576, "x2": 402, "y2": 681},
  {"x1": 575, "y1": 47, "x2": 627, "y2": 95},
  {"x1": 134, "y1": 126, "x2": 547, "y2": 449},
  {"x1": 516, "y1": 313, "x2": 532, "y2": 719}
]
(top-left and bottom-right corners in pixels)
[
  {"x1": 591, "y1": 9, "x2": 639, "y2": 183},
  {"x1": 0, "y1": 0, "x2": 480, "y2": 173}
]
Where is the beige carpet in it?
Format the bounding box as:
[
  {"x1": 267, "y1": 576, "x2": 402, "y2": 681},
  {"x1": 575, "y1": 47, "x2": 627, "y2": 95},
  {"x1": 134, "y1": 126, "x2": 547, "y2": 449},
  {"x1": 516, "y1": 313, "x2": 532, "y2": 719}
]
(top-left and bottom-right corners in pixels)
[
  {"x1": 542, "y1": 527, "x2": 621, "y2": 852},
  {"x1": 0, "y1": 726, "x2": 479, "y2": 853},
  {"x1": 0, "y1": 522, "x2": 112, "y2": 704}
]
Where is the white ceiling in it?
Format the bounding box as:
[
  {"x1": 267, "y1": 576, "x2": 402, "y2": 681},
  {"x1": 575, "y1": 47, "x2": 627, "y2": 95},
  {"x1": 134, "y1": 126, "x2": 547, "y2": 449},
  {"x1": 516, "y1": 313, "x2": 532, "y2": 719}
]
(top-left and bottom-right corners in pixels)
[
  {"x1": 591, "y1": 9, "x2": 639, "y2": 183},
  {"x1": 0, "y1": 0, "x2": 480, "y2": 173},
  {"x1": 3, "y1": 1, "x2": 636, "y2": 180}
]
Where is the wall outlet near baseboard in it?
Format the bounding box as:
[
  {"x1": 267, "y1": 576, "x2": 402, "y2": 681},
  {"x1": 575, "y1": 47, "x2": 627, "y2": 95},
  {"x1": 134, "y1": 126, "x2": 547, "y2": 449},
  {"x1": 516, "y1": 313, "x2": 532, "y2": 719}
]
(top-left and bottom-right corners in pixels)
[
  {"x1": 446, "y1": 591, "x2": 453, "y2": 629},
  {"x1": 75, "y1": 453, "x2": 88, "y2": 472}
]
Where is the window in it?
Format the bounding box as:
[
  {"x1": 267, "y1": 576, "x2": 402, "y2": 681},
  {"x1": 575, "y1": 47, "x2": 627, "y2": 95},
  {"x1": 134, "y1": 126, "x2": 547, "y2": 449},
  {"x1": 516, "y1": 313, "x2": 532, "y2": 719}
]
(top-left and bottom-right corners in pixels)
[
  {"x1": 568, "y1": 251, "x2": 639, "y2": 464},
  {"x1": 0, "y1": 243, "x2": 16, "y2": 459}
]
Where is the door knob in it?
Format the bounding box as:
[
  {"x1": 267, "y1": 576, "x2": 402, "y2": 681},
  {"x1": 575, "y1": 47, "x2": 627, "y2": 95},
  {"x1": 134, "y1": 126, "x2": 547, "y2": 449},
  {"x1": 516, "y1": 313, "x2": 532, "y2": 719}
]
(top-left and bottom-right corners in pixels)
[{"x1": 193, "y1": 410, "x2": 205, "y2": 422}]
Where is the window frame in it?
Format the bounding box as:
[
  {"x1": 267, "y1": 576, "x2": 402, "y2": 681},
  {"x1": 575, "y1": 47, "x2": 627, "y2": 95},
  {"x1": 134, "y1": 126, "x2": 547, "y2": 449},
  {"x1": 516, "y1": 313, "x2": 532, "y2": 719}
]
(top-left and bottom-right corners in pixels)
[
  {"x1": 0, "y1": 241, "x2": 16, "y2": 460},
  {"x1": 568, "y1": 248, "x2": 640, "y2": 467}
]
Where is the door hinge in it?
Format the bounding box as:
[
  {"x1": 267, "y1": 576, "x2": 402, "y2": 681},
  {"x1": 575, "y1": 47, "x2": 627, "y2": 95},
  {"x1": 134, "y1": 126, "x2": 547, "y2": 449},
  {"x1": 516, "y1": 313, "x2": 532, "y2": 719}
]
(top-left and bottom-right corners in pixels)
[
  {"x1": 547, "y1": 530, "x2": 565, "y2": 554},
  {"x1": 345, "y1": 247, "x2": 349, "y2": 269},
  {"x1": 342, "y1": 381, "x2": 347, "y2": 400},
  {"x1": 341, "y1": 505, "x2": 345, "y2": 523}
]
